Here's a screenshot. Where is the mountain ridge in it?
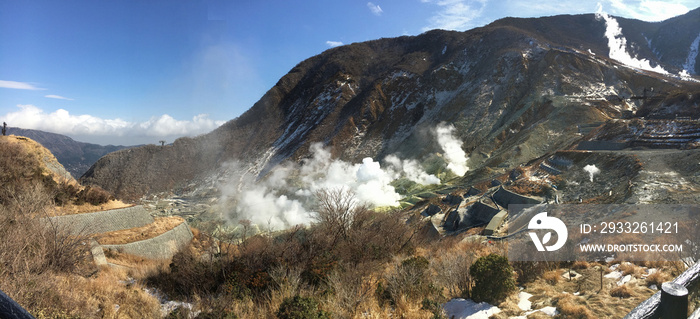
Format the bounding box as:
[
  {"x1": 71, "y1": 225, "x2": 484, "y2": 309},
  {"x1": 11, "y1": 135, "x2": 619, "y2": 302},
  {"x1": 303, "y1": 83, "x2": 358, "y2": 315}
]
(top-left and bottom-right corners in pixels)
[{"x1": 81, "y1": 10, "x2": 700, "y2": 200}]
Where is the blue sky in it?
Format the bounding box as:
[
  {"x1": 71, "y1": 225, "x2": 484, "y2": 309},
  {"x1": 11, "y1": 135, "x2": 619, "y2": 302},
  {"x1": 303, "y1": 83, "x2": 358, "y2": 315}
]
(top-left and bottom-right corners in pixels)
[{"x1": 0, "y1": 0, "x2": 695, "y2": 145}]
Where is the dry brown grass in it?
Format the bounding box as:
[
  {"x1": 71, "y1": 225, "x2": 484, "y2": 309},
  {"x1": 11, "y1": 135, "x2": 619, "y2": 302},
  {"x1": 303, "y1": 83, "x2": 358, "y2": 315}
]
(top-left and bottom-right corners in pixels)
[
  {"x1": 645, "y1": 271, "x2": 669, "y2": 288},
  {"x1": 3, "y1": 135, "x2": 76, "y2": 185},
  {"x1": 610, "y1": 285, "x2": 632, "y2": 298},
  {"x1": 103, "y1": 251, "x2": 169, "y2": 278},
  {"x1": 97, "y1": 216, "x2": 185, "y2": 245},
  {"x1": 0, "y1": 176, "x2": 160, "y2": 318},
  {"x1": 618, "y1": 263, "x2": 642, "y2": 276},
  {"x1": 572, "y1": 261, "x2": 591, "y2": 270},
  {"x1": 31, "y1": 268, "x2": 161, "y2": 319},
  {"x1": 554, "y1": 294, "x2": 595, "y2": 319},
  {"x1": 52, "y1": 199, "x2": 132, "y2": 216},
  {"x1": 543, "y1": 269, "x2": 562, "y2": 285}
]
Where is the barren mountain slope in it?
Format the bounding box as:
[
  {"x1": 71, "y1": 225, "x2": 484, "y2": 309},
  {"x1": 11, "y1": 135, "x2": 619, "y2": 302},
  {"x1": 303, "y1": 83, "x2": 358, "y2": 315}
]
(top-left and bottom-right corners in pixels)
[{"x1": 81, "y1": 12, "x2": 700, "y2": 200}]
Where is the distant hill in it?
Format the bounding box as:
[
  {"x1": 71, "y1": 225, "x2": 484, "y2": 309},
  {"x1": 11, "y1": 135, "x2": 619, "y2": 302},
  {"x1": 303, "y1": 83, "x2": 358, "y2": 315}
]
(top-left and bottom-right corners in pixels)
[
  {"x1": 82, "y1": 10, "x2": 700, "y2": 200},
  {"x1": 5, "y1": 127, "x2": 129, "y2": 179}
]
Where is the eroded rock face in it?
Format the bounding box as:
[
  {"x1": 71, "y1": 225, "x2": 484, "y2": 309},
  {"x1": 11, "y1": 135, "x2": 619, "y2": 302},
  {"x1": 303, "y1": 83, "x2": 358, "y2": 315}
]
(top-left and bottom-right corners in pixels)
[{"x1": 82, "y1": 12, "x2": 700, "y2": 200}]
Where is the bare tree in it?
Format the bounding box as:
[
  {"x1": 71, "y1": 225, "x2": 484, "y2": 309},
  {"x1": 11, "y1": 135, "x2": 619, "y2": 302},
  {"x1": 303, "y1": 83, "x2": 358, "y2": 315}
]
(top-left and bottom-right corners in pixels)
[{"x1": 314, "y1": 188, "x2": 367, "y2": 240}]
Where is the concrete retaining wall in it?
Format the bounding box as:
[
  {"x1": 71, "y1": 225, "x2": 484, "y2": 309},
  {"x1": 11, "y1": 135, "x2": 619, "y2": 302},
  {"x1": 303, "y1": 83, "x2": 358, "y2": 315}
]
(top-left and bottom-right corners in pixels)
[
  {"x1": 102, "y1": 223, "x2": 193, "y2": 260},
  {"x1": 47, "y1": 205, "x2": 154, "y2": 235}
]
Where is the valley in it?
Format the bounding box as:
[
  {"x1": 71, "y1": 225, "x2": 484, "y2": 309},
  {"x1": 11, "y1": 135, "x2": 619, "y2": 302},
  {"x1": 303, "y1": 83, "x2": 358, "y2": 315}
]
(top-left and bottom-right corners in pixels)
[{"x1": 3, "y1": 6, "x2": 700, "y2": 319}]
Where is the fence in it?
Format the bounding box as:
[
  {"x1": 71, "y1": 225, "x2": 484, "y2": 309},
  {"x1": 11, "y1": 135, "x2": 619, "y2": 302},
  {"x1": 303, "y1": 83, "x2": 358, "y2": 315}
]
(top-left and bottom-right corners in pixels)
[{"x1": 624, "y1": 261, "x2": 700, "y2": 318}]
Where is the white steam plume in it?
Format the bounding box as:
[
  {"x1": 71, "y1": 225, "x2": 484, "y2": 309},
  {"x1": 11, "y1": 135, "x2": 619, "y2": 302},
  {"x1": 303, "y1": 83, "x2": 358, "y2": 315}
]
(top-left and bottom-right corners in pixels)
[
  {"x1": 596, "y1": 9, "x2": 669, "y2": 74},
  {"x1": 384, "y1": 155, "x2": 440, "y2": 185},
  {"x1": 219, "y1": 143, "x2": 408, "y2": 231},
  {"x1": 583, "y1": 164, "x2": 600, "y2": 182},
  {"x1": 219, "y1": 131, "x2": 461, "y2": 231},
  {"x1": 434, "y1": 122, "x2": 469, "y2": 176}
]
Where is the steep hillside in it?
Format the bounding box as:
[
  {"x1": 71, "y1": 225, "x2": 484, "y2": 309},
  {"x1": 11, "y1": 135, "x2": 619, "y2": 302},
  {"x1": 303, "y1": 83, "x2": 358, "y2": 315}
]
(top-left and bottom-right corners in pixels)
[
  {"x1": 82, "y1": 10, "x2": 700, "y2": 200},
  {"x1": 6, "y1": 127, "x2": 128, "y2": 179},
  {"x1": 0, "y1": 134, "x2": 115, "y2": 211}
]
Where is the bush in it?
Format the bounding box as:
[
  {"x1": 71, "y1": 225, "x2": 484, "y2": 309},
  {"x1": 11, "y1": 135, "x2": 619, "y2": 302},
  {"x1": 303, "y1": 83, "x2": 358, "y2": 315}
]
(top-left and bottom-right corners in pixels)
[
  {"x1": 431, "y1": 252, "x2": 473, "y2": 298},
  {"x1": 512, "y1": 261, "x2": 548, "y2": 285},
  {"x1": 76, "y1": 185, "x2": 113, "y2": 205},
  {"x1": 276, "y1": 295, "x2": 331, "y2": 319},
  {"x1": 379, "y1": 256, "x2": 440, "y2": 306},
  {"x1": 469, "y1": 254, "x2": 516, "y2": 304}
]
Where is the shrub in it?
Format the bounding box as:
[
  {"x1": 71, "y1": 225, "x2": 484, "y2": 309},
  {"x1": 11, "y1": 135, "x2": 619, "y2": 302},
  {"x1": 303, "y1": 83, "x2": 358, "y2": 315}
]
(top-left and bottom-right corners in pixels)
[
  {"x1": 301, "y1": 253, "x2": 338, "y2": 286},
  {"x1": 512, "y1": 261, "x2": 548, "y2": 285},
  {"x1": 378, "y1": 255, "x2": 443, "y2": 310},
  {"x1": 76, "y1": 185, "x2": 113, "y2": 205},
  {"x1": 431, "y1": 252, "x2": 473, "y2": 298},
  {"x1": 469, "y1": 254, "x2": 516, "y2": 304},
  {"x1": 276, "y1": 295, "x2": 331, "y2": 319}
]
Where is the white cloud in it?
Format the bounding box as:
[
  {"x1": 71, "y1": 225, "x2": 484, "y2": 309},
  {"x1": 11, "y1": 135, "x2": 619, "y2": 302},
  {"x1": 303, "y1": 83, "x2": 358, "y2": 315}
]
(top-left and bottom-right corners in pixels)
[
  {"x1": 605, "y1": 0, "x2": 689, "y2": 21},
  {"x1": 44, "y1": 94, "x2": 74, "y2": 101},
  {"x1": 0, "y1": 80, "x2": 44, "y2": 90},
  {"x1": 367, "y1": 2, "x2": 384, "y2": 16},
  {"x1": 0, "y1": 104, "x2": 225, "y2": 145},
  {"x1": 326, "y1": 40, "x2": 344, "y2": 47},
  {"x1": 422, "y1": 0, "x2": 488, "y2": 31}
]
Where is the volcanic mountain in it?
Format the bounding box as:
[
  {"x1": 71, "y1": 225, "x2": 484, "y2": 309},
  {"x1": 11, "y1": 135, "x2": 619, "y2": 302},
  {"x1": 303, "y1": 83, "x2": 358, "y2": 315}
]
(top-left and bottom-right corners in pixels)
[{"x1": 81, "y1": 9, "x2": 700, "y2": 200}]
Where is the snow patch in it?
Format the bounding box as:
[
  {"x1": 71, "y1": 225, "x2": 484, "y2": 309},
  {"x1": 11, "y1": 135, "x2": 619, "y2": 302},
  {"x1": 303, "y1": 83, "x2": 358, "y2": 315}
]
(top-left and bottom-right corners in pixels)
[
  {"x1": 442, "y1": 298, "x2": 501, "y2": 319},
  {"x1": 618, "y1": 274, "x2": 633, "y2": 286},
  {"x1": 605, "y1": 270, "x2": 623, "y2": 280},
  {"x1": 683, "y1": 32, "x2": 700, "y2": 75},
  {"x1": 537, "y1": 306, "x2": 559, "y2": 316},
  {"x1": 518, "y1": 292, "x2": 533, "y2": 311}
]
